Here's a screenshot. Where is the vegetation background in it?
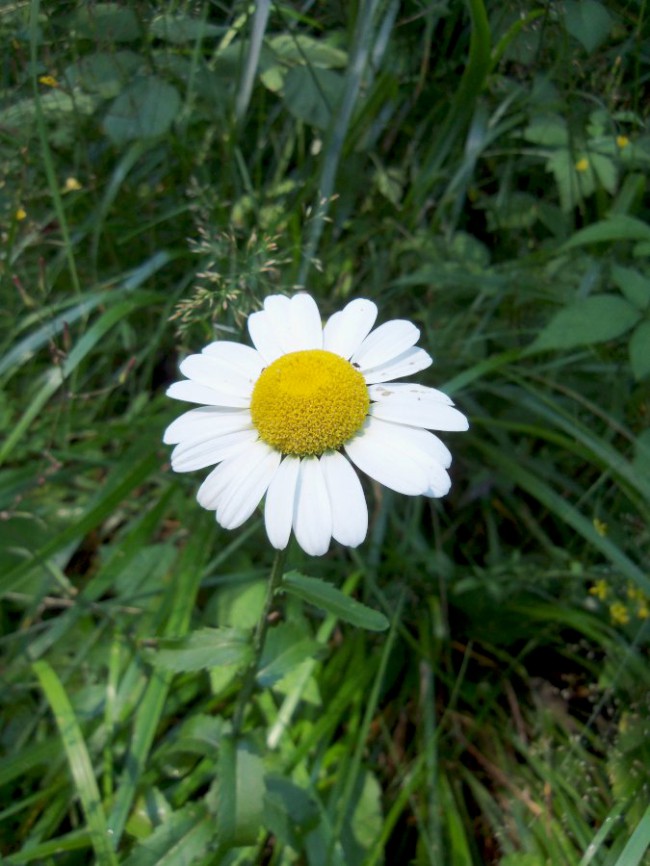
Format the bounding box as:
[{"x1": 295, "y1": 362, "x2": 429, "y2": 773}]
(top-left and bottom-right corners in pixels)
[{"x1": 1, "y1": 0, "x2": 649, "y2": 863}]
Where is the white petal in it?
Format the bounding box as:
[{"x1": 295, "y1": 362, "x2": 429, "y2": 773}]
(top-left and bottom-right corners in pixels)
[
  {"x1": 320, "y1": 452, "x2": 368, "y2": 548},
  {"x1": 166, "y1": 380, "x2": 250, "y2": 408},
  {"x1": 344, "y1": 417, "x2": 451, "y2": 496},
  {"x1": 352, "y1": 320, "x2": 420, "y2": 370},
  {"x1": 364, "y1": 418, "x2": 453, "y2": 470},
  {"x1": 248, "y1": 310, "x2": 285, "y2": 364},
  {"x1": 197, "y1": 440, "x2": 273, "y2": 510},
  {"x1": 262, "y1": 295, "x2": 294, "y2": 352},
  {"x1": 287, "y1": 294, "x2": 323, "y2": 351},
  {"x1": 180, "y1": 354, "x2": 256, "y2": 398},
  {"x1": 163, "y1": 407, "x2": 253, "y2": 445},
  {"x1": 369, "y1": 388, "x2": 469, "y2": 431},
  {"x1": 368, "y1": 382, "x2": 453, "y2": 406},
  {"x1": 202, "y1": 341, "x2": 264, "y2": 380},
  {"x1": 293, "y1": 458, "x2": 332, "y2": 556},
  {"x1": 323, "y1": 299, "x2": 378, "y2": 359},
  {"x1": 217, "y1": 447, "x2": 281, "y2": 529},
  {"x1": 264, "y1": 455, "x2": 300, "y2": 549},
  {"x1": 171, "y1": 428, "x2": 258, "y2": 472},
  {"x1": 423, "y1": 463, "x2": 452, "y2": 498},
  {"x1": 362, "y1": 347, "x2": 433, "y2": 385}
]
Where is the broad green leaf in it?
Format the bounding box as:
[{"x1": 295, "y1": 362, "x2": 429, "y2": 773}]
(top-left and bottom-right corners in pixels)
[
  {"x1": 349, "y1": 772, "x2": 383, "y2": 852},
  {"x1": 121, "y1": 803, "x2": 215, "y2": 866},
  {"x1": 209, "y1": 736, "x2": 265, "y2": 846},
  {"x1": 124, "y1": 788, "x2": 172, "y2": 841},
  {"x1": 611, "y1": 264, "x2": 650, "y2": 310},
  {"x1": 281, "y1": 572, "x2": 389, "y2": 631},
  {"x1": 523, "y1": 115, "x2": 568, "y2": 147},
  {"x1": 149, "y1": 13, "x2": 224, "y2": 43},
  {"x1": 281, "y1": 66, "x2": 345, "y2": 129},
  {"x1": 257, "y1": 623, "x2": 322, "y2": 687},
  {"x1": 71, "y1": 3, "x2": 143, "y2": 41},
  {"x1": 63, "y1": 51, "x2": 141, "y2": 98},
  {"x1": 267, "y1": 34, "x2": 348, "y2": 68},
  {"x1": 103, "y1": 77, "x2": 181, "y2": 144},
  {"x1": 264, "y1": 776, "x2": 320, "y2": 849},
  {"x1": 565, "y1": 0, "x2": 613, "y2": 53},
  {"x1": 151, "y1": 627, "x2": 252, "y2": 673},
  {"x1": 561, "y1": 215, "x2": 650, "y2": 251},
  {"x1": 0, "y1": 90, "x2": 96, "y2": 143},
  {"x1": 528, "y1": 294, "x2": 640, "y2": 352},
  {"x1": 629, "y1": 320, "x2": 650, "y2": 380}
]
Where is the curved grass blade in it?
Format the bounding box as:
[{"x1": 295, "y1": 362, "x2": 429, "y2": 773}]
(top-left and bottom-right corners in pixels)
[
  {"x1": 610, "y1": 804, "x2": 650, "y2": 866},
  {"x1": 32, "y1": 660, "x2": 118, "y2": 866}
]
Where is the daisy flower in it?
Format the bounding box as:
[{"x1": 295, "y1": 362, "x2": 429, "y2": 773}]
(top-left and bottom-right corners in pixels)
[{"x1": 164, "y1": 293, "x2": 468, "y2": 556}]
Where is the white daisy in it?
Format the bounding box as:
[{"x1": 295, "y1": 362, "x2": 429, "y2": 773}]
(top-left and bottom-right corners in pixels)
[{"x1": 164, "y1": 293, "x2": 468, "y2": 556}]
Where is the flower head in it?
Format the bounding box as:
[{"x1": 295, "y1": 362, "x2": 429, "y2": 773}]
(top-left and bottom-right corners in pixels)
[{"x1": 164, "y1": 293, "x2": 468, "y2": 555}]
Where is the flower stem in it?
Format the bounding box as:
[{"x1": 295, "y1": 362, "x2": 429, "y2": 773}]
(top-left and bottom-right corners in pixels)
[{"x1": 231, "y1": 547, "x2": 287, "y2": 737}]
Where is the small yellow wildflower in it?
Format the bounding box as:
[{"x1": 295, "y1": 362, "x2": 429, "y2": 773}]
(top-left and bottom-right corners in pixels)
[
  {"x1": 575, "y1": 157, "x2": 590, "y2": 173},
  {"x1": 626, "y1": 583, "x2": 644, "y2": 602},
  {"x1": 638, "y1": 603, "x2": 649, "y2": 620},
  {"x1": 609, "y1": 602, "x2": 630, "y2": 626},
  {"x1": 589, "y1": 579, "x2": 609, "y2": 601},
  {"x1": 593, "y1": 518, "x2": 607, "y2": 537},
  {"x1": 63, "y1": 177, "x2": 82, "y2": 193},
  {"x1": 616, "y1": 135, "x2": 629, "y2": 149},
  {"x1": 16, "y1": 207, "x2": 27, "y2": 221},
  {"x1": 39, "y1": 75, "x2": 59, "y2": 88}
]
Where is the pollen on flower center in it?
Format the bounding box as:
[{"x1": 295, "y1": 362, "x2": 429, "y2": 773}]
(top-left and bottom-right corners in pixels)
[{"x1": 250, "y1": 349, "x2": 369, "y2": 456}]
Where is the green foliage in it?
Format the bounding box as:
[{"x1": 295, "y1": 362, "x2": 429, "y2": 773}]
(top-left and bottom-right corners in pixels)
[{"x1": 1, "y1": 0, "x2": 650, "y2": 864}]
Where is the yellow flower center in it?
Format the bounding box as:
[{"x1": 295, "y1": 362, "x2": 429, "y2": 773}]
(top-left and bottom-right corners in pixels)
[{"x1": 250, "y1": 349, "x2": 369, "y2": 456}]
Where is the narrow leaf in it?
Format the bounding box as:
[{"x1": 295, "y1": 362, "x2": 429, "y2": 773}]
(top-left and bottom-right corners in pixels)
[
  {"x1": 528, "y1": 295, "x2": 639, "y2": 352},
  {"x1": 280, "y1": 572, "x2": 388, "y2": 631},
  {"x1": 151, "y1": 627, "x2": 252, "y2": 673},
  {"x1": 33, "y1": 661, "x2": 118, "y2": 866},
  {"x1": 561, "y1": 215, "x2": 650, "y2": 251},
  {"x1": 630, "y1": 320, "x2": 650, "y2": 380}
]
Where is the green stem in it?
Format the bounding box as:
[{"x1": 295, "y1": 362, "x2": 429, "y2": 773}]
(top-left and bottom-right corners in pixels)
[{"x1": 231, "y1": 547, "x2": 287, "y2": 737}]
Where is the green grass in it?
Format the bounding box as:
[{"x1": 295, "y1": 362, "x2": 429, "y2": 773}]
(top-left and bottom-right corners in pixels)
[{"x1": 1, "y1": 0, "x2": 650, "y2": 863}]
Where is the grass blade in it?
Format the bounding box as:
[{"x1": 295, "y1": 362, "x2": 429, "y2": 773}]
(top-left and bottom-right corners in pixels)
[{"x1": 32, "y1": 660, "x2": 118, "y2": 866}]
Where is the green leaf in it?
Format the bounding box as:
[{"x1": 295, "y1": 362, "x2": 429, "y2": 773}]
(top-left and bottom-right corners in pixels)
[
  {"x1": 63, "y1": 51, "x2": 141, "y2": 99},
  {"x1": 611, "y1": 803, "x2": 650, "y2": 866},
  {"x1": 264, "y1": 776, "x2": 320, "y2": 848},
  {"x1": 149, "y1": 14, "x2": 224, "y2": 43},
  {"x1": 71, "y1": 3, "x2": 143, "y2": 42},
  {"x1": 209, "y1": 736, "x2": 265, "y2": 846},
  {"x1": 561, "y1": 215, "x2": 650, "y2": 251},
  {"x1": 565, "y1": 0, "x2": 613, "y2": 53},
  {"x1": 523, "y1": 115, "x2": 568, "y2": 147},
  {"x1": 122, "y1": 803, "x2": 215, "y2": 866},
  {"x1": 611, "y1": 264, "x2": 650, "y2": 310},
  {"x1": 281, "y1": 66, "x2": 345, "y2": 129},
  {"x1": 151, "y1": 627, "x2": 252, "y2": 673},
  {"x1": 629, "y1": 320, "x2": 650, "y2": 380},
  {"x1": 280, "y1": 572, "x2": 389, "y2": 631},
  {"x1": 32, "y1": 661, "x2": 118, "y2": 866},
  {"x1": 267, "y1": 34, "x2": 348, "y2": 68},
  {"x1": 528, "y1": 295, "x2": 640, "y2": 352},
  {"x1": 257, "y1": 623, "x2": 322, "y2": 687},
  {"x1": 103, "y1": 77, "x2": 181, "y2": 144}
]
